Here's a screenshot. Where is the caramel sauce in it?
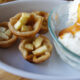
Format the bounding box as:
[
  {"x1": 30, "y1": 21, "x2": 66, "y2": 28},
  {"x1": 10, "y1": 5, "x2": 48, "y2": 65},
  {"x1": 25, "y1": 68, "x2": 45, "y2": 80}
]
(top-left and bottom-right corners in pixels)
[{"x1": 59, "y1": 4, "x2": 80, "y2": 38}]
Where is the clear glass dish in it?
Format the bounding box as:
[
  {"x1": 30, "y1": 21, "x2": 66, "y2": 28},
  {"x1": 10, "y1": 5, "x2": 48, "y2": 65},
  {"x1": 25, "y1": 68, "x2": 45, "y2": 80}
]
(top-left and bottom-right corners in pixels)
[{"x1": 48, "y1": 3, "x2": 80, "y2": 69}]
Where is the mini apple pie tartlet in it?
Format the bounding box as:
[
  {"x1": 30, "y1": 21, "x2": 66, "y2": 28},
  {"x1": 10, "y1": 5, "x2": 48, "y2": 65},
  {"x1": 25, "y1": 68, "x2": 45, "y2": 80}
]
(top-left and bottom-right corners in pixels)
[
  {"x1": 8, "y1": 12, "x2": 42, "y2": 37},
  {"x1": 19, "y1": 35, "x2": 52, "y2": 63},
  {"x1": 0, "y1": 22, "x2": 17, "y2": 48},
  {"x1": 34, "y1": 11, "x2": 49, "y2": 34}
]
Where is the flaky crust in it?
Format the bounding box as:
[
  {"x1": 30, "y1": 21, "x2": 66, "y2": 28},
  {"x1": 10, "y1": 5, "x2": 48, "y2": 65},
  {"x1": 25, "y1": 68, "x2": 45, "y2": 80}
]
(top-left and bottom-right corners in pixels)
[
  {"x1": 0, "y1": 0, "x2": 14, "y2": 3},
  {"x1": 19, "y1": 35, "x2": 52, "y2": 63},
  {"x1": 0, "y1": 22, "x2": 17, "y2": 48},
  {"x1": 34, "y1": 11, "x2": 49, "y2": 34},
  {"x1": 8, "y1": 12, "x2": 42, "y2": 37}
]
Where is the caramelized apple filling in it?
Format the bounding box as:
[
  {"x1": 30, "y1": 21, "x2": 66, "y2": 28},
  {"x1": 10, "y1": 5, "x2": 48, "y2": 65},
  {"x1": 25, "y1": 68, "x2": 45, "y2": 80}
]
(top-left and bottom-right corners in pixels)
[
  {"x1": 9, "y1": 12, "x2": 42, "y2": 37},
  {"x1": 0, "y1": 22, "x2": 17, "y2": 48},
  {"x1": 0, "y1": 27, "x2": 12, "y2": 41},
  {"x1": 19, "y1": 35, "x2": 52, "y2": 63},
  {"x1": 34, "y1": 11, "x2": 49, "y2": 33}
]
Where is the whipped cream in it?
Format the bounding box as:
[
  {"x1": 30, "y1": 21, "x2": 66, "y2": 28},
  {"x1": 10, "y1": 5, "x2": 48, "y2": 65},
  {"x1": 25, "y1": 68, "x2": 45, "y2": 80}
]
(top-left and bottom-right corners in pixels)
[
  {"x1": 58, "y1": 0, "x2": 80, "y2": 55},
  {"x1": 68, "y1": 0, "x2": 80, "y2": 24},
  {"x1": 58, "y1": 31, "x2": 80, "y2": 55}
]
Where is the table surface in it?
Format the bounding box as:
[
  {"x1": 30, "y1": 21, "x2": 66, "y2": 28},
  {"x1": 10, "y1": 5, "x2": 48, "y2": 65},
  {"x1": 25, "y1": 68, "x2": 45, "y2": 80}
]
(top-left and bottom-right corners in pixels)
[{"x1": 0, "y1": 69, "x2": 30, "y2": 80}]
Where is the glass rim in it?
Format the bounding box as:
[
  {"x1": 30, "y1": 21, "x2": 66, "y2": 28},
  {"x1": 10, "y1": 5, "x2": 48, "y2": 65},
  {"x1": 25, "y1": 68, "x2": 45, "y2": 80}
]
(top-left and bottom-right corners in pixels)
[{"x1": 48, "y1": 3, "x2": 80, "y2": 58}]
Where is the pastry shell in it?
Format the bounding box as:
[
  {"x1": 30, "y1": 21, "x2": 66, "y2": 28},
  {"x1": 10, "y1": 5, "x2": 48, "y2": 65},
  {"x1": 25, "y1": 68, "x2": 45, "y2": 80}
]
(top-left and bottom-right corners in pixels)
[
  {"x1": 8, "y1": 12, "x2": 42, "y2": 37},
  {"x1": 34, "y1": 11, "x2": 49, "y2": 34},
  {"x1": 19, "y1": 35, "x2": 52, "y2": 63},
  {"x1": 0, "y1": 22, "x2": 17, "y2": 48}
]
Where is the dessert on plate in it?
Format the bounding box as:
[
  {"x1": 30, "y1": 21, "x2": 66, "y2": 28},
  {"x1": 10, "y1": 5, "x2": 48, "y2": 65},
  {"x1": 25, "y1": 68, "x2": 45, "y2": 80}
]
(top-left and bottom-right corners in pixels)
[
  {"x1": 0, "y1": 22, "x2": 17, "y2": 48},
  {"x1": 0, "y1": 11, "x2": 53, "y2": 63},
  {"x1": 19, "y1": 35, "x2": 52, "y2": 63},
  {"x1": 8, "y1": 12, "x2": 42, "y2": 37}
]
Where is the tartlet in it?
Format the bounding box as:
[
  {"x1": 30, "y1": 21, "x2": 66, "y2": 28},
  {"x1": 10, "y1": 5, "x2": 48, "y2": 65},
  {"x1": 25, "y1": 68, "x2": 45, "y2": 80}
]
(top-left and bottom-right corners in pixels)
[
  {"x1": 8, "y1": 12, "x2": 42, "y2": 37},
  {"x1": 0, "y1": 22, "x2": 17, "y2": 48},
  {"x1": 19, "y1": 35, "x2": 52, "y2": 63}
]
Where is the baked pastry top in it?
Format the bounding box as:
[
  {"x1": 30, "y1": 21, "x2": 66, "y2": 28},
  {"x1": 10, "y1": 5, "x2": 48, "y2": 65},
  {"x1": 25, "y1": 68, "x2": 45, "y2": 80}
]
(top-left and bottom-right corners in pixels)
[
  {"x1": 9, "y1": 12, "x2": 42, "y2": 37},
  {"x1": 34, "y1": 11, "x2": 49, "y2": 34},
  {"x1": 19, "y1": 35, "x2": 52, "y2": 63},
  {"x1": 0, "y1": 22, "x2": 17, "y2": 48}
]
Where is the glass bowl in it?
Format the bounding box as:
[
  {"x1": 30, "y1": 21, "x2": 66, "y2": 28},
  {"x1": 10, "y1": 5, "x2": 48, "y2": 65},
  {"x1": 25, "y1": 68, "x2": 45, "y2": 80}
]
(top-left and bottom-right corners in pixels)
[{"x1": 48, "y1": 2, "x2": 80, "y2": 69}]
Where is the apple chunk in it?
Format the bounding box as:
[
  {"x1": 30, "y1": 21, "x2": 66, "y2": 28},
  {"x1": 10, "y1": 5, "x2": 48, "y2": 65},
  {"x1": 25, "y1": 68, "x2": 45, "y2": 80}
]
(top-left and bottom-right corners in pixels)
[{"x1": 14, "y1": 13, "x2": 30, "y2": 30}]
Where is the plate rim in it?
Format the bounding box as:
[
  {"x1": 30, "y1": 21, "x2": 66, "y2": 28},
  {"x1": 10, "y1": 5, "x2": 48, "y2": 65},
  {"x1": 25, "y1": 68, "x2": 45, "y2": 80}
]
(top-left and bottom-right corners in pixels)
[{"x1": 0, "y1": 61, "x2": 80, "y2": 80}]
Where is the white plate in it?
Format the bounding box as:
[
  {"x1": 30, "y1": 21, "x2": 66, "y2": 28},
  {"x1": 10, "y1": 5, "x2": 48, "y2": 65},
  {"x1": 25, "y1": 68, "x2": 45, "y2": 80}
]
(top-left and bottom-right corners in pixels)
[{"x1": 0, "y1": 0, "x2": 80, "y2": 80}]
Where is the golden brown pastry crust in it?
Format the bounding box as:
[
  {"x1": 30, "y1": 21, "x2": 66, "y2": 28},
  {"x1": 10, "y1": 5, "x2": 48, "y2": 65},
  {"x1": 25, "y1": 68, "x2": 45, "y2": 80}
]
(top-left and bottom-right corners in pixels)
[
  {"x1": 34, "y1": 11, "x2": 49, "y2": 34},
  {"x1": 0, "y1": 0, "x2": 14, "y2": 3},
  {"x1": 19, "y1": 35, "x2": 52, "y2": 63},
  {"x1": 8, "y1": 13, "x2": 42, "y2": 37},
  {"x1": 0, "y1": 22, "x2": 17, "y2": 48}
]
